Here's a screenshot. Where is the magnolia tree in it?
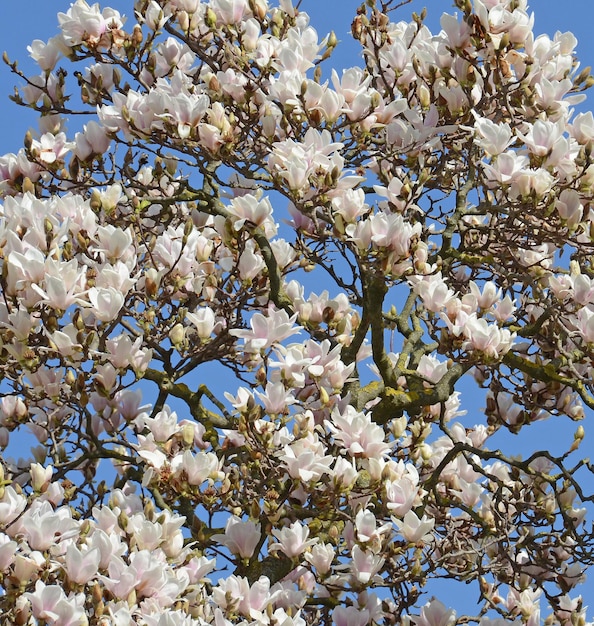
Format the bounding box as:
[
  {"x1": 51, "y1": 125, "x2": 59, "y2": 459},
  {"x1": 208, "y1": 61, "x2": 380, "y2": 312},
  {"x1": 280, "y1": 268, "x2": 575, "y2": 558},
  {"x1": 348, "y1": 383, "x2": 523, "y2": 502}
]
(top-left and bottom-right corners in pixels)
[{"x1": 3, "y1": 0, "x2": 594, "y2": 624}]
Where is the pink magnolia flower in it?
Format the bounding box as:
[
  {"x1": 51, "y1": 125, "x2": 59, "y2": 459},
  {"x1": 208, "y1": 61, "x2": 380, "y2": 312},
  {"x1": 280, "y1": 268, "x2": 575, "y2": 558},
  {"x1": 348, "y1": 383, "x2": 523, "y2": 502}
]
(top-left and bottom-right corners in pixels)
[
  {"x1": 475, "y1": 1, "x2": 534, "y2": 46},
  {"x1": 230, "y1": 306, "x2": 301, "y2": 352},
  {"x1": 10, "y1": 500, "x2": 79, "y2": 551},
  {"x1": 227, "y1": 191, "x2": 274, "y2": 231},
  {"x1": 186, "y1": 306, "x2": 216, "y2": 339},
  {"x1": 106, "y1": 334, "x2": 152, "y2": 371},
  {"x1": 87, "y1": 528, "x2": 127, "y2": 570},
  {"x1": 351, "y1": 210, "x2": 421, "y2": 257},
  {"x1": 304, "y1": 542, "x2": 335, "y2": 575},
  {"x1": 0, "y1": 396, "x2": 28, "y2": 422},
  {"x1": 95, "y1": 225, "x2": 134, "y2": 261},
  {"x1": 211, "y1": 516, "x2": 262, "y2": 559},
  {"x1": 30, "y1": 258, "x2": 86, "y2": 311},
  {"x1": 385, "y1": 475, "x2": 418, "y2": 517},
  {"x1": 6, "y1": 247, "x2": 46, "y2": 295},
  {"x1": 332, "y1": 188, "x2": 369, "y2": 224},
  {"x1": 575, "y1": 306, "x2": 594, "y2": 343},
  {"x1": 31, "y1": 132, "x2": 72, "y2": 164},
  {"x1": 0, "y1": 533, "x2": 17, "y2": 572},
  {"x1": 504, "y1": 587, "x2": 541, "y2": 620},
  {"x1": 332, "y1": 605, "x2": 371, "y2": 626},
  {"x1": 571, "y1": 111, "x2": 594, "y2": 147},
  {"x1": 212, "y1": 0, "x2": 250, "y2": 25},
  {"x1": 29, "y1": 463, "x2": 53, "y2": 493},
  {"x1": 416, "y1": 354, "x2": 449, "y2": 385},
  {"x1": 510, "y1": 166, "x2": 555, "y2": 199},
  {"x1": 142, "y1": 1, "x2": 170, "y2": 30},
  {"x1": 516, "y1": 119, "x2": 565, "y2": 157},
  {"x1": 354, "y1": 509, "x2": 392, "y2": 545},
  {"x1": 472, "y1": 114, "x2": 513, "y2": 156},
  {"x1": 185, "y1": 555, "x2": 216, "y2": 585},
  {"x1": 171, "y1": 450, "x2": 222, "y2": 485},
  {"x1": 269, "y1": 521, "x2": 318, "y2": 558},
  {"x1": 24, "y1": 581, "x2": 87, "y2": 626},
  {"x1": 326, "y1": 405, "x2": 393, "y2": 459},
  {"x1": 13, "y1": 552, "x2": 45, "y2": 585},
  {"x1": 482, "y1": 151, "x2": 529, "y2": 185},
  {"x1": 393, "y1": 511, "x2": 435, "y2": 543},
  {"x1": 88, "y1": 286, "x2": 125, "y2": 322},
  {"x1": 64, "y1": 543, "x2": 101, "y2": 585},
  {"x1": 27, "y1": 36, "x2": 63, "y2": 72},
  {"x1": 74, "y1": 120, "x2": 111, "y2": 160},
  {"x1": 439, "y1": 13, "x2": 472, "y2": 50},
  {"x1": 256, "y1": 382, "x2": 296, "y2": 415},
  {"x1": 555, "y1": 189, "x2": 584, "y2": 229},
  {"x1": 332, "y1": 456, "x2": 359, "y2": 488},
  {"x1": 58, "y1": 0, "x2": 124, "y2": 47},
  {"x1": 238, "y1": 240, "x2": 267, "y2": 282},
  {"x1": 411, "y1": 273, "x2": 456, "y2": 313},
  {"x1": 411, "y1": 599, "x2": 457, "y2": 626},
  {"x1": 212, "y1": 574, "x2": 250, "y2": 613},
  {"x1": 349, "y1": 545, "x2": 385, "y2": 584},
  {"x1": 462, "y1": 315, "x2": 516, "y2": 359},
  {"x1": 268, "y1": 129, "x2": 344, "y2": 195},
  {"x1": 280, "y1": 436, "x2": 333, "y2": 483}
]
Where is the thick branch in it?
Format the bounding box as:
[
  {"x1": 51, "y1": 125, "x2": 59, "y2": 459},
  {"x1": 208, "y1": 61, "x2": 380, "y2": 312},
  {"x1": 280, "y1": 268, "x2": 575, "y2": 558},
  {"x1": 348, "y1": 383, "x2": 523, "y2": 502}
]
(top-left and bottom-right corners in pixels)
[
  {"x1": 370, "y1": 362, "x2": 470, "y2": 424},
  {"x1": 144, "y1": 368, "x2": 232, "y2": 429},
  {"x1": 503, "y1": 352, "x2": 594, "y2": 410}
]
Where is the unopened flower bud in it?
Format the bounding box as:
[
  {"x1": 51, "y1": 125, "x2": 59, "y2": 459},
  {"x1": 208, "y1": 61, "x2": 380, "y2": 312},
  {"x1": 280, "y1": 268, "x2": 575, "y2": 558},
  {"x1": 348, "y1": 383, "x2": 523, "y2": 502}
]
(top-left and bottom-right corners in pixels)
[
  {"x1": 205, "y1": 7, "x2": 217, "y2": 28},
  {"x1": 62, "y1": 369, "x2": 76, "y2": 389},
  {"x1": 144, "y1": 499, "x2": 155, "y2": 521},
  {"x1": 418, "y1": 84, "x2": 430, "y2": 109},
  {"x1": 390, "y1": 415, "x2": 407, "y2": 438},
  {"x1": 30, "y1": 462, "x2": 52, "y2": 493},
  {"x1": 169, "y1": 323, "x2": 185, "y2": 347},
  {"x1": 22, "y1": 177, "x2": 35, "y2": 194},
  {"x1": 570, "y1": 425, "x2": 585, "y2": 452},
  {"x1": 90, "y1": 189, "x2": 102, "y2": 211},
  {"x1": 132, "y1": 24, "x2": 143, "y2": 46},
  {"x1": 118, "y1": 510, "x2": 129, "y2": 531},
  {"x1": 145, "y1": 268, "x2": 160, "y2": 297},
  {"x1": 181, "y1": 423, "x2": 195, "y2": 447}
]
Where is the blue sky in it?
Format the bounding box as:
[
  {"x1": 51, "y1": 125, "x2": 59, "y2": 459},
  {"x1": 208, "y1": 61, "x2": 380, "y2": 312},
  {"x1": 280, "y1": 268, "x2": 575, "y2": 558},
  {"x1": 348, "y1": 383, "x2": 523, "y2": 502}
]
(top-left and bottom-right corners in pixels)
[{"x1": 2, "y1": 0, "x2": 594, "y2": 616}]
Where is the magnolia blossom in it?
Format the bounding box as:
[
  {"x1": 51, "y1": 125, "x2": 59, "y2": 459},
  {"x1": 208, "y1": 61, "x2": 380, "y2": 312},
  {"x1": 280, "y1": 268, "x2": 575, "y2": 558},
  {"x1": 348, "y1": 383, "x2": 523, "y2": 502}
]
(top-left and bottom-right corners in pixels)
[
  {"x1": 187, "y1": 306, "x2": 216, "y2": 339},
  {"x1": 280, "y1": 436, "x2": 333, "y2": 483},
  {"x1": 326, "y1": 406, "x2": 393, "y2": 459},
  {"x1": 349, "y1": 545, "x2": 385, "y2": 584},
  {"x1": 394, "y1": 511, "x2": 435, "y2": 544},
  {"x1": 230, "y1": 307, "x2": 301, "y2": 352},
  {"x1": 171, "y1": 450, "x2": 222, "y2": 485},
  {"x1": 412, "y1": 599, "x2": 457, "y2": 626},
  {"x1": 74, "y1": 120, "x2": 111, "y2": 160},
  {"x1": 88, "y1": 286, "x2": 125, "y2": 322},
  {"x1": 57, "y1": 0, "x2": 125, "y2": 47},
  {"x1": 1, "y1": 1, "x2": 593, "y2": 624},
  {"x1": 24, "y1": 581, "x2": 87, "y2": 625},
  {"x1": 269, "y1": 521, "x2": 318, "y2": 558},
  {"x1": 211, "y1": 516, "x2": 261, "y2": 559}
]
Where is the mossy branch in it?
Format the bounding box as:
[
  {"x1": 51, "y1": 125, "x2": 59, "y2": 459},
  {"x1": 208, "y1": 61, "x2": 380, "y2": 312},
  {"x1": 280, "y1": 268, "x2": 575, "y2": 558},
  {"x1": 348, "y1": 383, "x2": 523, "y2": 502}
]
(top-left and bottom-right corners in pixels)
[
  {"x1": 144, "y1": 368, "x2": 232, "y2": 429},
  {"x1": 370, "y1": 362, "x2": 469, "y2": 424}
]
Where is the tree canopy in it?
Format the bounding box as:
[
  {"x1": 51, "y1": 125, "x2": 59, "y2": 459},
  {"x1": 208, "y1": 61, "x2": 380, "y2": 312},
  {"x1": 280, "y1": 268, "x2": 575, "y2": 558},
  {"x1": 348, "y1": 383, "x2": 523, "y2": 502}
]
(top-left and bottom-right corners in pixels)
[{"x1": 1, "y1": 0, "x2": 594, "y2": 624}]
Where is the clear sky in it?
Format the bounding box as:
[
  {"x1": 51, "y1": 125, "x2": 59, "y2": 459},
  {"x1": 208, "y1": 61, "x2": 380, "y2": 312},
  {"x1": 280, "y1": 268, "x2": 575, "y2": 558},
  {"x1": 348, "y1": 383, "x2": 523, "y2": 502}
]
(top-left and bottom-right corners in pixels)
[{"x1": 2, "y1": 0, "x2": 594, "y2": 616}]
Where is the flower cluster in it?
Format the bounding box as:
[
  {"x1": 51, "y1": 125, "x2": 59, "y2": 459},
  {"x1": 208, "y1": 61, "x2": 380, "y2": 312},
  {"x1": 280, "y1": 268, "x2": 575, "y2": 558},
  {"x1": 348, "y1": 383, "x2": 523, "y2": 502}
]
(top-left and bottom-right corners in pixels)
[{"x1": 1, "y1": 0, "x2": 594, "y2": 624}]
